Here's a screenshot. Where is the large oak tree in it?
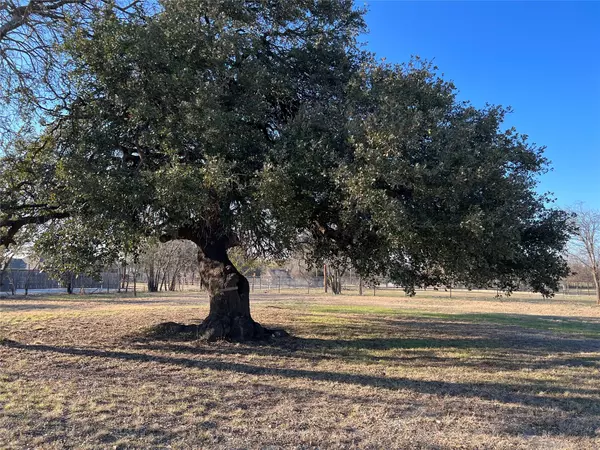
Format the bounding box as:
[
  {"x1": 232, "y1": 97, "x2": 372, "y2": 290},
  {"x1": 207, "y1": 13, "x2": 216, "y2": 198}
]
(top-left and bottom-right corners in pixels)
[{"x1": 1, "y1": 0, "x2": 573, "y2": 340}]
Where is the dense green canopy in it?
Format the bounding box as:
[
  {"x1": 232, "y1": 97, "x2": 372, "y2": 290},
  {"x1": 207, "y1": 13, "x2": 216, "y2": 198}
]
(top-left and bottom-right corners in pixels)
[{"x1": 0, "y1": 0, "x2": 572, "y2": 296}]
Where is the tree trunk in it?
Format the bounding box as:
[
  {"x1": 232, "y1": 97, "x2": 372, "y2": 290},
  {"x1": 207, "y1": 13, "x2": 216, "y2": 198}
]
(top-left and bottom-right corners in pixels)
[
  {"x1": 24, "y1": 266, "x2": 35, "y2": 296},
  {"x1": 147, "y1": 262, "x2": 158, "y2": 292},
  {"x1": 159, "y1": 271, "x2": 167, "y2": 291},
  {"x1": 155, "y1": 230, "x2": 287, "y2": 342},
  {"x1": 169, "y1": 270, "x2": 179, "y2": 291},
  {"x1": 120, "y1": 261, "x2": 127, "y2": 292},
  {"x1": 8, "y1": 271, "x2": 16, "y2": 295},
  {"x1": 593, "y1": 270, "x2": 600, "y2": 305},
  {"x1": 327, "y1": 269, "x2": 342, "y2": 295},
  {"x1": 192, "y1": 236, "x2": 267, "y2": 341},
  {"x1": 0, "y1": 257, "x2": 12, "y2": 294}
]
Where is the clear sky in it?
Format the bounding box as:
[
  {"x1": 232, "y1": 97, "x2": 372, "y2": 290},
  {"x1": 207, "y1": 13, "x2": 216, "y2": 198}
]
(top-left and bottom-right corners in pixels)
[{"x1": 361, "y1": 1, "x2": 600, "y2": 209}]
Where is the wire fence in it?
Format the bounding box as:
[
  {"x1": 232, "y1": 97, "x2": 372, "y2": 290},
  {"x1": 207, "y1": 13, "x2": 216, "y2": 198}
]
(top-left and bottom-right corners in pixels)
[
  {"x1": 248, "y1": 276, "x2": 600, "y2": 298},
  {"x1": 1, "y1": 269, "x2": 597, "y2": 298},
  {"x1": 0, "y1": 269, "x2": 122, "y2": 295}
]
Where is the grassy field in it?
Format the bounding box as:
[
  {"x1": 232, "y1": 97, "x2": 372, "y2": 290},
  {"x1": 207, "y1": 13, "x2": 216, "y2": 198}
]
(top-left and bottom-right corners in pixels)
[{"x1": 1, "y1": 291, "x2": 600, "y2": 449}]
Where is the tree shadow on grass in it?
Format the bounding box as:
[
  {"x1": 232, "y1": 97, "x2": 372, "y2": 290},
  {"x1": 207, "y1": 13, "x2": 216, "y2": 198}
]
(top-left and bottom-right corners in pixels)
[
  {"x1": 129, "y1": 337, "x2": 600, "y2": 378},
  {"x1": 123, "y1": 313, "x2": 600, "y2": 374},
  {"x1": 2, "y1": 338, "x2": 600, "y2": 427}
]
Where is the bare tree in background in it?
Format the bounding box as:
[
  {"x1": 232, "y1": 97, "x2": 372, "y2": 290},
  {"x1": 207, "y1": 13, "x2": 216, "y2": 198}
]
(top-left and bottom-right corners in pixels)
[
  {"x1": 141, "y1": 239, "x2": 197, "y2": 293},
  {"x1": 0, "y1": 0, "x2": 146, "y2": 146},
  {"x1": 566, "y1": 260, "x2": 595, "y2": 284},
  {"x1": 285, "y1": 253, "x2": 317, "y2": 292},
  {"x1": 570, "y1": 205, "x2": 600, "y2": 304}
]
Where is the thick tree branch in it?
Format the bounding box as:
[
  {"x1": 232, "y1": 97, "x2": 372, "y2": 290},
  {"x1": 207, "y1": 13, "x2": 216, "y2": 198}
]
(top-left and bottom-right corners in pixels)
[
  {"x1": 0, "y1": 210, "x2": 69, "y2": 247},
  {"x1": 0, "y1": 0, "x2": 84, "y2": 40}
]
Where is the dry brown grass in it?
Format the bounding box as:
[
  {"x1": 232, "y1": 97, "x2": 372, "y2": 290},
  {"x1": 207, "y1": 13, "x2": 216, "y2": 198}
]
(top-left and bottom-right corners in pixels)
[{"x1": 1, "y1": 291, "x2": 600, "y2": 449}]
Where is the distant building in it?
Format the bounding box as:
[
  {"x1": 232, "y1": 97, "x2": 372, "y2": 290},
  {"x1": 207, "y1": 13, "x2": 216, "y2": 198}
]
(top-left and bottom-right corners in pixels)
[
  {"x1": 261, "y1": 268, "x2": 292, "y2": 281},
  {"x1": 4, "y1": 258, "x2": 27, "y2": 270}
]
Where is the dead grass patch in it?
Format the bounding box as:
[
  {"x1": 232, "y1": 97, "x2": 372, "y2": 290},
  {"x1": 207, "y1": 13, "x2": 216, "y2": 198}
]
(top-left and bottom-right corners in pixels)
[{"x1": 1, "y1": 291, "x2": 600, "y2": 448}]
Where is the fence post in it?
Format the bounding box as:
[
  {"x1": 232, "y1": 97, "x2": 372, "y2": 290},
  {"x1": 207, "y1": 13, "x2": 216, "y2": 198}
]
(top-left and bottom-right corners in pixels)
[
  {"x1": 278, "y1": 276, "x2": 281, "y2": 293},
  {"x1": 324, "y1": 264, "x2": 328, "y2": 293}
]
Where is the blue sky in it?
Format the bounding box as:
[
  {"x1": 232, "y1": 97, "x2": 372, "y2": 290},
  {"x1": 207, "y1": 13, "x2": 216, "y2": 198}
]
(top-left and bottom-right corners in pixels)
[{"x1": 361, "y1": 1, "x2": 600, "y2": 209}]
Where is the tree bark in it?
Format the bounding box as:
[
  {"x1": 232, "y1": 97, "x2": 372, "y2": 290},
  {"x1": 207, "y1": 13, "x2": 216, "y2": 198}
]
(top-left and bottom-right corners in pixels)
[
  {"x1": 8, "y1": 271, "x2": 16, "y2": 295},
  {"x1": 194, "y1": 236, "x2": 267, "y2": 341},
  {"x1": 158, "y1": 229, "x2": 287, "y2": 342},
  {"x1": 327, "y1": 268, "x2": 342, "y2": 295},
  {"x1": 147, "y1": 261, "x2": 158, "y2": 292},
  {"x1": 593, "y1": 270, "x2": 600, "y2": 305}
]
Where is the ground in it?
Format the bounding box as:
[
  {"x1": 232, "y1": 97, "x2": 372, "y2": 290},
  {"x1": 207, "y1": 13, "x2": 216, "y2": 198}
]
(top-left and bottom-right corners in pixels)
[{"x1": 1, "y1": 289, "x2": 600, "y2": 449}]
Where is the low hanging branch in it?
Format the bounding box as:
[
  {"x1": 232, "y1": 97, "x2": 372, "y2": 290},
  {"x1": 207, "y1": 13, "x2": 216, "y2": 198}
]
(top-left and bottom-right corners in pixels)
[{"x1": 0, "y1": 211, "x2": 69, "y2": 247}]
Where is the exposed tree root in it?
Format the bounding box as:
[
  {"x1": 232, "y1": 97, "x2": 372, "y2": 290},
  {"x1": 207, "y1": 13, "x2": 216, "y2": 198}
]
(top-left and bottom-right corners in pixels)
[{"x1": 146, "y1": 318, "x2": 289, "y2": 342}]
